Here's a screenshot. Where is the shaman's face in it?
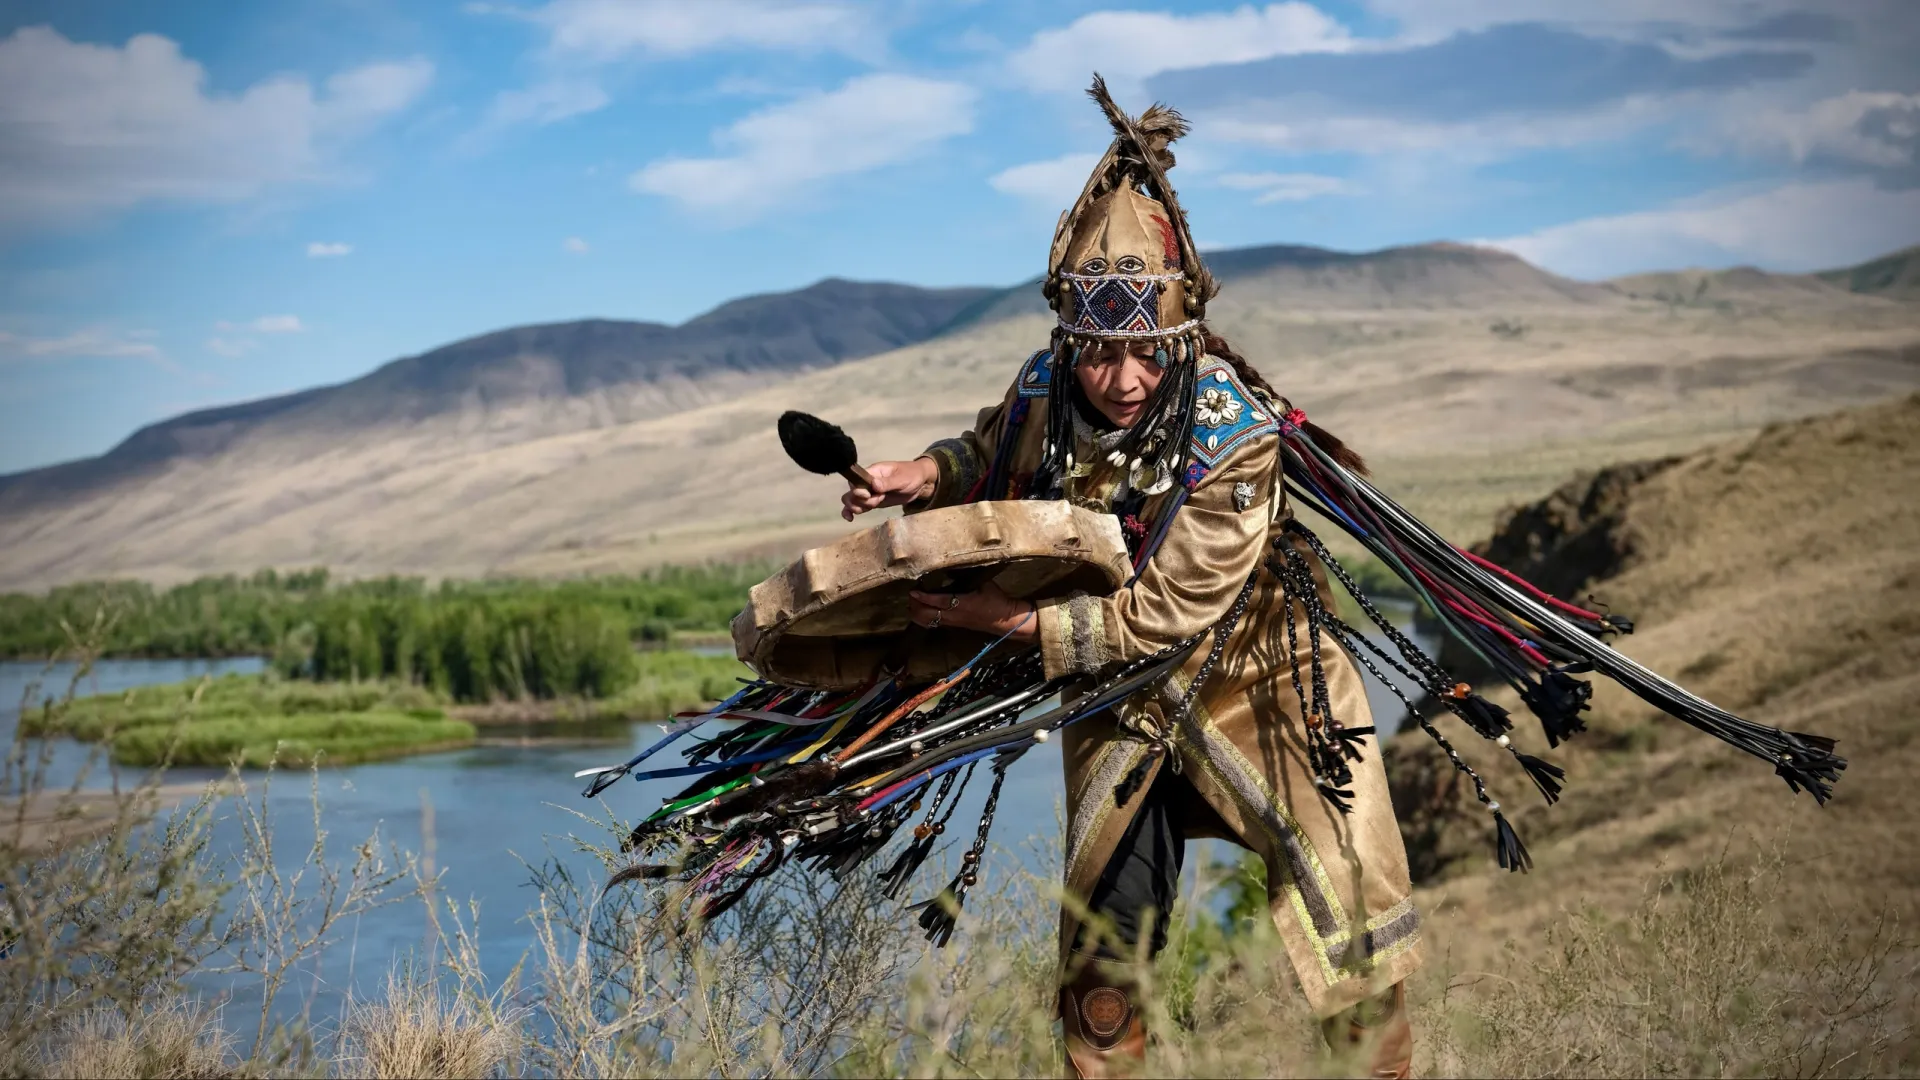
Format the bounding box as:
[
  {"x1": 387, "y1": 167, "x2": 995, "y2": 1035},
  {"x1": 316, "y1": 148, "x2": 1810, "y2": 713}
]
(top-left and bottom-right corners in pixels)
[{"x1": 1076, "y1": 340, "x2": 1164, "y2": 429}]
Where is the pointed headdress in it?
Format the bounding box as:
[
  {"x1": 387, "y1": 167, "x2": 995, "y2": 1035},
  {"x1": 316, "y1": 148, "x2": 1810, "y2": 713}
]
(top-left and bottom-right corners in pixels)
[
  {"x1": 1028, "y1": 75, "x2": 1217, "y2": 500},
  {"x1": 1044, "y1": 75, "x2": 1217, "y2": 353}
]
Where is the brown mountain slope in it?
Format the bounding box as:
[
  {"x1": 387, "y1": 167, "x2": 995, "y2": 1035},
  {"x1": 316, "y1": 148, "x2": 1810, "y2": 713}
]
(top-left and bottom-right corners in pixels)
[
  {"x1": 953, "y1": 240, "x2": 1623, "y2": 327},
  {"x1": 1216, "y1": 241, "x2": 1621, "y2": 309},
  {"x1": 0, "y1": 279, "x2": 995, "y2": 509},
  {"x1": 1609, "y1": 265, "x2": 1874, "y2": 309},
  {"x1": 1402, "y1": 393, "x2": 1920, "y2": 972},
  {"x1": 1, "y1": 246, "x2": 1917, "y2": 591},
  {"x1": 1819, "y1": 243, "x2": 1920, "y2": 299}
]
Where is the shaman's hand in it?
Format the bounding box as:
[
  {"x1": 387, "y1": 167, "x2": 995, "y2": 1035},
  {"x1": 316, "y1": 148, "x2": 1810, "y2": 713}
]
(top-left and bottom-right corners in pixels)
[
  {"x1": 841, "y1": 457, "x2": 940, "y2": 521},
  {"x1": 908, "y1": 580, "x2": 1037, "y2": 642}
]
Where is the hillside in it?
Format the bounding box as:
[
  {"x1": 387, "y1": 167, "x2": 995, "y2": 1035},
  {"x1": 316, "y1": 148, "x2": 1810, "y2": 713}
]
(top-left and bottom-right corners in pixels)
[
  {"x1": 1819, "y1": 243, "x2": 1920, "y2": 299},
  {"x1": 0, "y1": 243, "x2": 1916, "y2": 591},
  {"x1": 0, "y1": 278, "x2": 993, "y2": 506},
  {"x1": 951, "y1": 239, "x2": 1619, "y2": 328},
  {"x1": 1609, "y1": 265, "x2": 1866, "y2": 309},
  {"x1": 1611, "y1": 247, "x2": 1920, "y2": 309},
  {"x1": 1399, "y1": 394, "x2": 1920, "y2": 976}
]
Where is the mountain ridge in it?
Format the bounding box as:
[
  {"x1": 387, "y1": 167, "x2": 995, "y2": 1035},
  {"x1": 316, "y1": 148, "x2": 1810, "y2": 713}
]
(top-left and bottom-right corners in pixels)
[
  {"x1": 1817, "y1": 243, "x2": 1920, "y2": 299},
  {"x1": 0, "y1": 278, "x2": 994, "y2": 501},
  {"x1": 1, "y1": 240, "x2": 1915, "y2": 591},
  {"x1": 6, "y1": 240, "x2": 1614, "y2": 492}
]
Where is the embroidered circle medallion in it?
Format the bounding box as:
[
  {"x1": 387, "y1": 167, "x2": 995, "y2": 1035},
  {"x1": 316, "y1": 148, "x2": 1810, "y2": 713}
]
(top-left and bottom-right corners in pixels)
[{"x1": 1081, "y1": 986, "x2": 1132, "y2": 1039}]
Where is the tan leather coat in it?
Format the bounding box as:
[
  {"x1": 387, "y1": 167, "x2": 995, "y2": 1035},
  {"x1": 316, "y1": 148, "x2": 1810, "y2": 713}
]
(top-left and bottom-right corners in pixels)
[{"x1": 913, "y1": 350, "x2": 1423, "y2": 1016}]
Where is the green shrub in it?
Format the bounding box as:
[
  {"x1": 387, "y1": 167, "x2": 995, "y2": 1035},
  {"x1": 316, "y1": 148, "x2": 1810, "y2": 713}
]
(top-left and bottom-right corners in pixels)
[{"x1": 0, "y1": 564, "x2": 772, "y2": 684}]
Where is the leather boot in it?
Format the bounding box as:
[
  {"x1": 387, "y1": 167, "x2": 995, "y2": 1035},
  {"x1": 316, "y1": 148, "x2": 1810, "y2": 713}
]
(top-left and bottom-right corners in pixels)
[
  {"x1": 1059, "y1": 951, "x2": 1147, "y2": 1079},
  {"x1": 1321, "y1": 980, "x2": 1413, "y2": 1079}
]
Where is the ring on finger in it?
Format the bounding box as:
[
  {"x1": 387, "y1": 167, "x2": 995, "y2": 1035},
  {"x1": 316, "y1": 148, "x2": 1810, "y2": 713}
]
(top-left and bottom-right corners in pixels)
[
  {"x1": 947, "y1": 594, "x2": 961, "y2": 610},
  {"x1": 929, "y1": 611, "x2": 943, "y2": 629}
]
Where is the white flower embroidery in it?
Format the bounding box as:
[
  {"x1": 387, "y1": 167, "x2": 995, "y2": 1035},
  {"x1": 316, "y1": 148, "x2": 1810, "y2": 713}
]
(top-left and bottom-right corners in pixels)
[{"x1": 1195, "y1": 386, "x2": 1243, "y2": 428}]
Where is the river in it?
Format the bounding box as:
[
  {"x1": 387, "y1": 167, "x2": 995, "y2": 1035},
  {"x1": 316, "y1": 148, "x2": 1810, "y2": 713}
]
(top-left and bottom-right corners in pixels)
[{"x1": 1, "y1": 614, "x2": 1436, "y2": 1034}]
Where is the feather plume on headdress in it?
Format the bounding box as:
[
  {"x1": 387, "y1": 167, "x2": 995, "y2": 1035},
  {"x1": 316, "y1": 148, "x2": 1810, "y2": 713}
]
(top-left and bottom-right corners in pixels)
[{"x1": 1046, "y1": 75, "x2": 1217, "y2": 312}]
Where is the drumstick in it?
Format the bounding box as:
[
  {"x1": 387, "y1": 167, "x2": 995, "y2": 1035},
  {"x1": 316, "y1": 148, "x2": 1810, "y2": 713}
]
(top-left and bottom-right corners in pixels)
[{"x1": 777, "y1": 410, "x2": 875, "y2": 490}]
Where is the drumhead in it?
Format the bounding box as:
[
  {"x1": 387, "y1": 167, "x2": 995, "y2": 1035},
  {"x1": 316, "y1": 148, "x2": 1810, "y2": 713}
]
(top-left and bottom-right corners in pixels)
[{"x1": 732, "y1": 501, "x2": 1131, "y2": 688}]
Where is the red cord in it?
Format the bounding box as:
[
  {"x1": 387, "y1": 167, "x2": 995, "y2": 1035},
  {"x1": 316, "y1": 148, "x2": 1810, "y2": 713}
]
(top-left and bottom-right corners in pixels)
[
  {"x1": 857, "y1": 771, "x2": 923, "y2": 812},
  {"x1": 1458, "y1": 549, "x2": 1604, "y2": 621}
]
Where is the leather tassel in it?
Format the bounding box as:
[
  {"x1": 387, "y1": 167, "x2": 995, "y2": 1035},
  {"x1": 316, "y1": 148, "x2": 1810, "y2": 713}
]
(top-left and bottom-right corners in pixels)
[
  {"x1": 879, "y1": 834, "x2": 938, "y2": 900},
  {"x1": 1493, "y1": 810, "x2": 1532, "y2": 873},
  {"x1": 1457, "y1": 692, "x2": 1514, "y2": 740},
  {"x1": 1515, "y1": 752, "x2": 1565, "y2": 805},
  {"x1": 910, "y1": 884, "x2": 965, "y2": 948},
  {"x1": 1521, "y1": 670, "x2": 1592, "y2": 748},
  {"x1": 1329, "y1": 723, "x2": 1375, "y2": 762},
  {"x1": 808, "y1": 819, "x2": 899, "y2": 878},
  {"x1": 1314, "y1": 778, "x2": 1355, "y2": 814}
]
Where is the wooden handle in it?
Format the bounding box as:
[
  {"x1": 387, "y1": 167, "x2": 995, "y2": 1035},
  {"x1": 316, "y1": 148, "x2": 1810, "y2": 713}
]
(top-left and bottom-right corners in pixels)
[{"x1": 841, "y1": 463, "x2": 875, "y2": 490}]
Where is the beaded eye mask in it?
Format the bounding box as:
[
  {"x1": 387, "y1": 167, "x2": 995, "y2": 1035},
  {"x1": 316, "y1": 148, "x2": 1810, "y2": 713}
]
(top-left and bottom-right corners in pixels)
[{"x1": 1061, "y1": 271, "x2": 1198, "y2": 342}]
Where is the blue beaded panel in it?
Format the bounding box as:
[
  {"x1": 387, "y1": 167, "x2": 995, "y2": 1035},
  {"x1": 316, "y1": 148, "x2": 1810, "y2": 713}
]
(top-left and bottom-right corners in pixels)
[
  {"x1": 1187, "y1": 359, "x2": 1276, "y2": 469},
  {"x1": 1015, "y1": 348, "x2": 1055, "y2": 399}
]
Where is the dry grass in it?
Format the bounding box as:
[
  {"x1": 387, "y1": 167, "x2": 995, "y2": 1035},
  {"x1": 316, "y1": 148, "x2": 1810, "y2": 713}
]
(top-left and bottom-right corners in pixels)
[
  {"x1": 34, "y1": 1001, "x2": 237, "y2": 1079},
  {"x1": 5, "y1": 767, "x2": 1913, "y2": 1077},
  {"x1": 339, "y1": 975, "x2": 521, "y2": 1080},
  {"x1": 5, "y1": 394, "x2": 1918, "y2": 1077},
  {"x1": 1421, "y1": 847, "x2": 1916, "y2": 1079}
]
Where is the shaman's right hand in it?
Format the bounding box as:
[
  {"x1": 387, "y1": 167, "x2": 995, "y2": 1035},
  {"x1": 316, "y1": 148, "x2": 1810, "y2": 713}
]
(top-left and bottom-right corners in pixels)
[{"x1": 842, "y1": 457, "x2": 939, "y2": 521}]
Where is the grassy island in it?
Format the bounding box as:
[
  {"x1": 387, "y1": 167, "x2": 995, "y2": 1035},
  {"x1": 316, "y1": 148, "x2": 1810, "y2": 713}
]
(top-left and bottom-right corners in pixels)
[
  {"x1": 23, "y1": 675, "x2": 475, "y2": 768},
  {"x1": 26, "y1": 647, "x2": 751, "y2": 768},
  {"x1": 6, "y1": 565, "x2": 760, "y2": 767}
]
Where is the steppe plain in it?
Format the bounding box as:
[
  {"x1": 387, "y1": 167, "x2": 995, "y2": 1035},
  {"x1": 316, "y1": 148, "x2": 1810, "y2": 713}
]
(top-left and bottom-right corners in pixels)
[{"x1": 1, "y1": 244, "x2": 1915, "y2": 590}]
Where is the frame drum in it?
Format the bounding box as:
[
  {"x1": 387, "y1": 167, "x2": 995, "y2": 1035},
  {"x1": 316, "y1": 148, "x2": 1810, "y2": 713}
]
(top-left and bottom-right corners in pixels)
[{"x1": 732, "y1": 501, "x2": 1131, "y2": 689}]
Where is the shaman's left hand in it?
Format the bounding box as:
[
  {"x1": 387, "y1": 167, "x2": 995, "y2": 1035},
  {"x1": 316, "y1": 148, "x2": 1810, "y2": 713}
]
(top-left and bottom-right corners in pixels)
[{"x1": 908, "y1": 580, "x2": 1037, "y2": 642}]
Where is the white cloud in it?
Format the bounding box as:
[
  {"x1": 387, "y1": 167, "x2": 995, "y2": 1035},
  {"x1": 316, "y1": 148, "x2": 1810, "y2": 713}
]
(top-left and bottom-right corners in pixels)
[
  {"x1": 1008, "y1": 4, "x2": 1351, "y2": 93},
  {"x1": 205, "y1": 337, "x2": 252, "y2": 358},
  {"x1": 475, "y1": 0, "x2": 872, "y2": 134},
  {"x1": 1483, "y1": 178, "x2": 1920, "y2": 279},
  {"x1": 322, "y1": 57, "x2": 436, "y2": 124},
  {"x1": 988, "y1": 152, "x2": 1101, "y2": 203},
  {"x1": 0, "y1": 327, "x2": 164, "y2": 363},
  {"x1": 1208, "y1": 92, "x2": 1668, "y2": 156},
  {"x1": 483, "y1": 78, "x2": 610, "y2": 129},
  {"x1": 1217, "y1": 170, "x2": 1362, "y2": 202},
  {"x1": 215, "y1": 315, "x2": 303, "y2": 334},
  {"x1": 1706, "y1": 91, "x2": 1920, "y2": 171},
  {"x1": 532, "y1": 0, "x2": 868, "y2": 62},
  {"x1": 632, "y1": 74, "x2": 977, "y2": 219},
  {"x1": 563, "y1": 236, "x2": 590, "y2": 253},
  {"x1": 0, "y1": 27, "x2": 432, "y2": 226},
  {"x1": 306, "y1": 241, "x2": 353, "y2": 257},
  {"x1": 1355, "y1": 0, "x2": 1805, "y2": 43}
]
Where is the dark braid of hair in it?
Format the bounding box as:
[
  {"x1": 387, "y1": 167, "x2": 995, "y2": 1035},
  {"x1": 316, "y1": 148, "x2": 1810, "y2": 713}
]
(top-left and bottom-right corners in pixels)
[
  {"x1": 1201, "y1": 330, "x2": 1369, "y2": 476},
  {"x1": 1031, "y1": 326, "x2": 1079, "y2": 498}
]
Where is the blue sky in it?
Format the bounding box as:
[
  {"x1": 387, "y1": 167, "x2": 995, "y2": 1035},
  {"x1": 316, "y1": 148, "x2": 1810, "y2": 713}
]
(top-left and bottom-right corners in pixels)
[{"x1": 2, "y1": 0, "x2": 1917, "y2": 474}]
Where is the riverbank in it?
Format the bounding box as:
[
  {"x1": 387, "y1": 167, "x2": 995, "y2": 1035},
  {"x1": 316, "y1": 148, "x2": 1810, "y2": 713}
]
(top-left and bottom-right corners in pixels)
[
  {"x1": 1, "y1": 780, "x2": 233, "y2": 849},
  {"x1": 18, "y1": 648, "x2": 750, "y2": 768}
]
